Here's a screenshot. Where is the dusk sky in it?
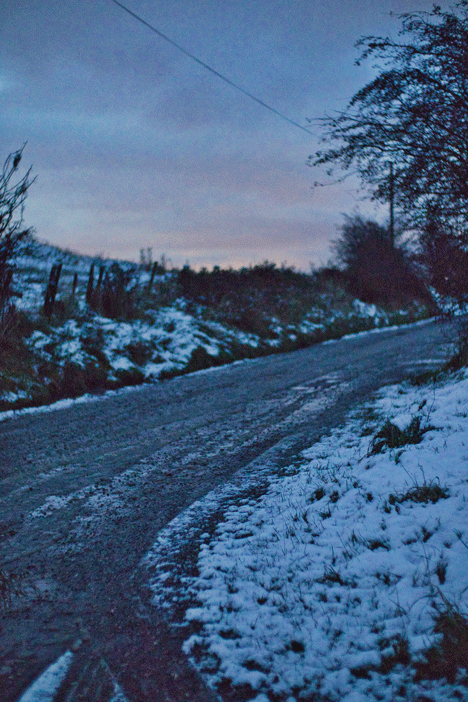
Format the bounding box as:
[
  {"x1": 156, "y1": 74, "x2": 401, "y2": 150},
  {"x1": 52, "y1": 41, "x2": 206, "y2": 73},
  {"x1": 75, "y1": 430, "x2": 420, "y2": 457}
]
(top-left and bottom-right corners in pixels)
[{"x1": 1, "y1": 0, "x2": 436, "y2": 270}]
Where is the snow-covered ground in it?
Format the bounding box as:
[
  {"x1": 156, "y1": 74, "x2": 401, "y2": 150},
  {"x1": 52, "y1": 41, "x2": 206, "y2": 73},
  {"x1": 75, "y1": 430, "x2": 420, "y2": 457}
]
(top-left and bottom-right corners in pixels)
[
  {"x1": 25, "y1": 305, "x2": 261, "y2": 380},
  {"x1": 146, "y1": 370, "x2": 468, "y2": 702}
]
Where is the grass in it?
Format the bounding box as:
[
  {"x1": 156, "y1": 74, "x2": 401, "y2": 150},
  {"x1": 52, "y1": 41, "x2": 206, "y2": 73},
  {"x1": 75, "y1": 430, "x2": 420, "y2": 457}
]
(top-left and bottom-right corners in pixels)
[
  {"x1": 369, "y1": 416, "x2": 433, "y2": 455},
  {"x1": 388, "y1": 479, "x2": 450, "y2": 506},
  {"x1": 415, "y1": 601, "x2": 468, "y2": 684},
  {"x1": 377, "y1": 634, "x2": 411, "y2": 674}
]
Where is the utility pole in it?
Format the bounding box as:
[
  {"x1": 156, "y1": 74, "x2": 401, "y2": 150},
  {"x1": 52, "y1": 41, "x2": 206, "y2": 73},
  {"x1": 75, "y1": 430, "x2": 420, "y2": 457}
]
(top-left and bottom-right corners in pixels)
[{"x1": 389, "y1": 162, "x2": 395, "y2": 247}]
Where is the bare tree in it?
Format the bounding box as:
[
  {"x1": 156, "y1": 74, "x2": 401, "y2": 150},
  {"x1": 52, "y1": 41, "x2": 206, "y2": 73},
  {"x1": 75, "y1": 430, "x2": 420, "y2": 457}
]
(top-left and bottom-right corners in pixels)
[
  {"x1": 310, "y1": 3, "x2": 468, "y2": 237},
  {"x1": 0, "y1": 146, "x2": 35, "y2": 333}
]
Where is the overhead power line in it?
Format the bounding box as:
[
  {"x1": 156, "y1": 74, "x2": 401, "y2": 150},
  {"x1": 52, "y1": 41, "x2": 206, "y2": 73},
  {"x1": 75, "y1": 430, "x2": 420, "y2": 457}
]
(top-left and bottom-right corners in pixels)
[{"x1": 110, "y1": 0, "x2": 316, "y2": 136}]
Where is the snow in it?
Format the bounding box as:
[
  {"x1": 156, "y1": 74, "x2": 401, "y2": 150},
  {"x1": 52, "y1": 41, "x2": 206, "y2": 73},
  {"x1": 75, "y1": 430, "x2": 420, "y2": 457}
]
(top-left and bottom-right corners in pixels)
[
  {"x1": 145, "y1": 369, "x2": 468, "y2": 701},
  {"x1": 353, "y1": 299, "x2": 379, "y2": 318},
  {"x1": 0, "y1": 316, "x2": 440, "y2": 424},
  {"x1": 8, "y1": 236, "x2": 466, "y2": 701},
  {"x1": 18, "y1": 651, "x2": 74, "y2": 702},
  {"x1": 16, "y1": 649, "x2": 129, "y2": 702},
  {"x1": 325, "y1": 315, "x2": 436, "y2": 344},
  {"x1": 3, "y1": 233, "x2": 437, "y2": 413}
]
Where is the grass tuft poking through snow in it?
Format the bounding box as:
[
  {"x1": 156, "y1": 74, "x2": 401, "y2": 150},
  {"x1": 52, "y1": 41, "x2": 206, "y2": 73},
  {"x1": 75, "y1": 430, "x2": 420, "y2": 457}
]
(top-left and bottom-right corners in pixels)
[{"x1": 173, "y1": 371, "x2": 468, "y2": 702}]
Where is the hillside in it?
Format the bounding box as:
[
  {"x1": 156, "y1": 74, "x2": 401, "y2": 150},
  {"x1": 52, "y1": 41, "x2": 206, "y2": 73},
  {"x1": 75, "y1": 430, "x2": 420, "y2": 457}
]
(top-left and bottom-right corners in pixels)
[{"x1": 0, "y1": 235, "x2": 434, "y2": 412}]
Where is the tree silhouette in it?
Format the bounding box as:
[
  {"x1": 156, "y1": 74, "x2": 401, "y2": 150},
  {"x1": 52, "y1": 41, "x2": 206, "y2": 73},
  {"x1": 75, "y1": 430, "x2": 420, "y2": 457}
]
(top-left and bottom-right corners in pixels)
[
  {"x1": 0, "y1": 146, "x2": 35, "y2": 332},
  {"x1": 333, "y1": 215, "x2": 430, "y2": 306},
  {"x1": 310, "y1": 3, "x2": 468, "y2": 237}
]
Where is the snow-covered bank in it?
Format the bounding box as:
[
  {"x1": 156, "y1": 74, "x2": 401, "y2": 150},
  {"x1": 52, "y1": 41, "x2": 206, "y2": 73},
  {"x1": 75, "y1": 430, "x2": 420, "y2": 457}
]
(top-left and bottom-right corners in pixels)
[
  {"x1": 1, "y1": 235, "x2": 434, "y2": 412},
  {"x1": 0, "y1": 316, "x2": 440, "y2": 424},
  {"x1": 2, "y1": 298, "x2": 430, "y2": 412},
  {"x1": 147, "y1": 370, "x2": 468, "y2": 702}
]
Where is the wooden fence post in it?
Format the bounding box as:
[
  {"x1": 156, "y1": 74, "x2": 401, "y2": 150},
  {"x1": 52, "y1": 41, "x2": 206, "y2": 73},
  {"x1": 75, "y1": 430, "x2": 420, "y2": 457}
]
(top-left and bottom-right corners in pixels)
[
  {"x1": 96, "y1": 266, "x2": 105, "y2": 291},
  {"x1": 147, "y1": 261, "x2": 158, "y2": 293},
  {"x1": 72, "y1": 273, "x2": 78, "y2": 299},
  {"x1": 43, "y1": 263, "x2": 62, "y2": 318},
  {"x1": 86, "y1": 264, "x2": 94, "y2": 305}
]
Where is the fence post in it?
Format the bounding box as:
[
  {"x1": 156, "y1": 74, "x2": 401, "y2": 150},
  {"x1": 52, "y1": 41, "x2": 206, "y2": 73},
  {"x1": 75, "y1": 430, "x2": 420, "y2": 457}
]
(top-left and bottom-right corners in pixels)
[
  {"x1": 147, "y1": 261, "x2": 158, "y2": 293},
  {"x1": 72, "y1": 272, "x2": 78, "y2": 299},
  {"x1": 86, "y1": 264, "x2": 94, "y2": 305},
  {"x1": 96, "y1": 266, "x2": 105, "y2": 291},
  {"x1": 43, "y1": 263, "x2": 62, "y2": 318}
]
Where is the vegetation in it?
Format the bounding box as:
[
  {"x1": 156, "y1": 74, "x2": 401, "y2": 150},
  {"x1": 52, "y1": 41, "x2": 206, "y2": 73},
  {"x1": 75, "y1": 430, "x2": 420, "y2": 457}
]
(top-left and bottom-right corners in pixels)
[
  {"x1": 0, "y1": 240, "x2": 435, "y2": 412},
  {"x1": 87, "y1": 261, "x2": 141, "y2": 319},
  {"x1": 0, "y1": 138, "x2": 440, "y2": 412},
  {"x1": 369, "y1": 416, "x2": 433, "y2": 455},
  {"x1": 415, "y1": 601, "x2": 468, "y2": 683},
  {"x1": 331, "y1": 215, "x2": 433, "y2": 307},
  {"x1": 419, "y1": 214, "x2": 468, "y2": 303},
  {"x1": 178, "y1": 262, "x2": 321, "y2": 335},
  {"x1": 310, "y1": 2, "x2": 468, "y2": 302},
  {"x1": 388, "y1": 480, "x2": 450, "y2": 506},
  {"x1": 0, "y1": 146, "x2": 35, "y2": 337}
]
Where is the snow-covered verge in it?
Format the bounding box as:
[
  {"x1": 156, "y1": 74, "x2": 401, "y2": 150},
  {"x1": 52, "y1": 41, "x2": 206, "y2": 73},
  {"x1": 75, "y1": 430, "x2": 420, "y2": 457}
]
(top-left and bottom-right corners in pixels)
[
  {"x1": 1, "y1": 235, "x2": 433, "y2": 411},
  {"x1": 148, "y1": 371, "x2": 468, "y2": 702}
]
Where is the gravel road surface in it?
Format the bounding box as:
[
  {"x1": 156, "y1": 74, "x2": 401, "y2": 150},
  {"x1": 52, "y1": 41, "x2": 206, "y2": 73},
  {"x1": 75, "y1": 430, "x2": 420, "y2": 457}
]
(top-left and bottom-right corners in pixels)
[{"x1": 0, "y1": 320, "x2": 454, "y2": 701}]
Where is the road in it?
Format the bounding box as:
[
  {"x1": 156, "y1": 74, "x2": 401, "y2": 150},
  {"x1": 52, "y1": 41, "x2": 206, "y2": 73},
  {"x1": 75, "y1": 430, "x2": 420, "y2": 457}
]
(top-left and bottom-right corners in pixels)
[{"x1": 0, "y1": 319, "x2": 454, "y2": 701}]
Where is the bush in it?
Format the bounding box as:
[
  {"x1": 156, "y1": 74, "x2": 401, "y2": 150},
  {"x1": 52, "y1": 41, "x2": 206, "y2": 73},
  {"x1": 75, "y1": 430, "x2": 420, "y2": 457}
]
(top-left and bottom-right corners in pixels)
[
  {"x1": 114, "y1": 366, "x2": 145, "y2": 386},
  {"x1": 47, "y1": 361, "x2": 110, "y2": 400},
  {"x1": 125, "y1": 340, "x2": 154, "y2": 366},
  {"x1": 177, "y1": 262, "x2": 319, "y2": 335},
  {"x1": 88, "y1": 262, "x2": 140, "y2": 319},
  {"x1": 332, "y1": 215, "x2": 432, "y2": 307},
  {"x1": 419, "y1": 214, "x2": 468, "y2": 303}
]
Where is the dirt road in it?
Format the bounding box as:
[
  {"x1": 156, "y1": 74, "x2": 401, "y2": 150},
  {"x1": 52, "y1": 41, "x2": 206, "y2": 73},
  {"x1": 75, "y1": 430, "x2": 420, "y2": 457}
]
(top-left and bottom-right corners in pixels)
[{"x1": 0, "y1": 320, "x2": 454, "y2": 701}]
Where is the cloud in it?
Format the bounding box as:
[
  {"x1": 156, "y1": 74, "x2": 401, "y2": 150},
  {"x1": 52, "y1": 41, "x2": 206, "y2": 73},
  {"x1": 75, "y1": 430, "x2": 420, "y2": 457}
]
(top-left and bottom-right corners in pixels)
[{"x1": 0, "y1": 0, "x2": 436, "y2": 270}]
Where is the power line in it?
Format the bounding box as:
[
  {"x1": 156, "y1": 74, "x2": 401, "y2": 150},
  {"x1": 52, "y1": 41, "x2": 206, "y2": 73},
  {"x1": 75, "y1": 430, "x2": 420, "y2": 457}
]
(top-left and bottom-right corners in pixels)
[{"x1": 110, "y1": 0, "x2": 316, "y2": 137}]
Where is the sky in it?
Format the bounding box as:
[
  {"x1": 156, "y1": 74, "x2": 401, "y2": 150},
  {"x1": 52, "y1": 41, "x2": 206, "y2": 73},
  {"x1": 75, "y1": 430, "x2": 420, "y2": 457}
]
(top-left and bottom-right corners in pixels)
[{"x1": 1, "y1": 0, "x2": 437, "y2": 270}]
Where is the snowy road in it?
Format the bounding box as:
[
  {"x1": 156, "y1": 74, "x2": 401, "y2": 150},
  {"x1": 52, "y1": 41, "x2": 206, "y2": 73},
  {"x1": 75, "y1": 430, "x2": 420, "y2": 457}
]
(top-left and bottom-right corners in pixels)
[{"x1": 0, "y1": 319, "x2": 454, "y2": 701}]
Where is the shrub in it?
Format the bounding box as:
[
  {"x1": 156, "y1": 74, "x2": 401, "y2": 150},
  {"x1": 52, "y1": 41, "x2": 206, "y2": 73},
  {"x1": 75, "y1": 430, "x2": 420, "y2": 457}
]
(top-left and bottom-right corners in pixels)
[
  {"x1": 114, "y1": 366, "x2": 145, "y2": 386},
  {"x1": 47, "y1": 361, "x2": 110, "y2": 400},
  {"x1": 125, "y1": 340, "x2": 154, "y2": 366},
  {"x1": 88, "y1": 262, "x2": 140, "y2": 319},
  {"x1": 177, "y1": 262, "x2": 320, "y2": 334},
  {"x1": 184, "y1": 346, "x2": 220, "y2": 374},
  {"x1": 331, "y1": 215, "x2": 432, "y2": 307}
]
